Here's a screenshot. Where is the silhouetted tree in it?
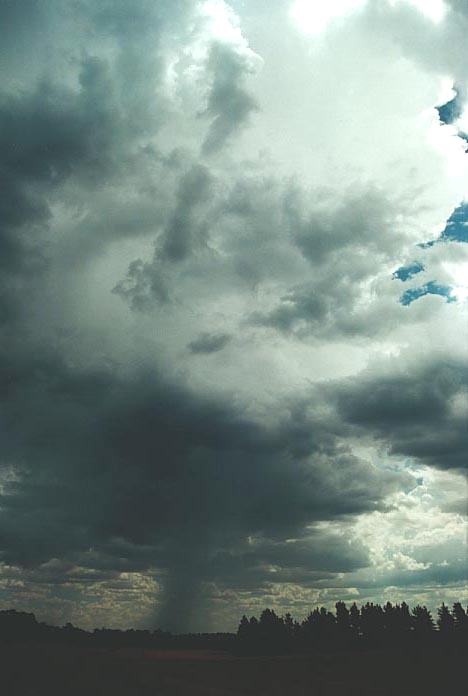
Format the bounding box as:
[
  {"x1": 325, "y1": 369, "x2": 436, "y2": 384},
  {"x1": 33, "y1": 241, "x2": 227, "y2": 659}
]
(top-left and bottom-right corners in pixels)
[
  {"x1": 301, "y1": 606, "x2": 336, "y2": 648},
  {"x1": 349, "y1": 602, "x2": 360, "y2": 639},
  {"x1": 0, "y1": 610, "x2": 40, "y2": 643},
  {"x1": 236, "y1": 599, "x2": 468, "y2": 655},
  {"x1": 437, "y1": 603, "x2": 455, "y2": 635},
  {"x1": 237, "y1": 615, "x2": 250, "y2": 640},
  {"x1": 398, "y1": 601, "x2": 413, "y2": 636},
  {"x1": 249, "y1": 615, "x2": 259, "y2": 637},
  {"x1": 383, "y1": 601, "x2": 397, "y2": 638},
  {"x1": 236, "y1": 614, "x2": 258, "y2": 654},
  {"x1": 411, "y1": 605, "x2": 435, "y2": 637},
  {"x1": 335, "y1": 602, "x2": 350, "y2": 631},
  {"x1": 452, "y1": 602, "x2": 468, "y2": 635},
  {"x1": 283, "y1": 612, "x2": 294, "y2": 636},
  {"x1": 301, "y1": 608, "x2": 319, "y2": 646},
  {"x1": 335, "y1": 601, "x2": 352, "y2": 645},
  {"x1": 360, "y1": 602, "x2": 385, "y2": 643},
  {"x1": 257, "y1": 609, "x2": 287, "y2": 653}
]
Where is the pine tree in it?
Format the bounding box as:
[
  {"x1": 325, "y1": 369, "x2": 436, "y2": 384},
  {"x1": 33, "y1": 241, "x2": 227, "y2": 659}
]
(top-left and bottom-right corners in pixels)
[
  {"x1": 360, "y1": 602, "x2": 385, "y2": 640},
  {"x1": 335, "y1": 601, "x2": 351, "y2": 643},
  {"x1": 398, "y1": 602, "x2": 413, "y2": 636},
  {"x1": 237, "y1": 615, "x2": 250, "y2": 639},
  {"x1": 349, "y1": 602, "x2": 360, "y2": 639},
  {"x1": 452, "y1": 602, "x2": 468, "y2": 635},
  {"x1": 437, "y1": 603, "x2": 455, "y2": 634},
  {"x1": 283, "y1": 612, "x2": 295, "y2": 638},
  {"x1": 411, "y1": 605, "x2": 435, "y2": 636}
]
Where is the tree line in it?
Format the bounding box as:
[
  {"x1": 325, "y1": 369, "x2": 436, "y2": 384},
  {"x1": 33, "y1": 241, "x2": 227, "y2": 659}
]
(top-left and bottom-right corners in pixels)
[
  {"x1": 1, "y1": 600, "x2": 467, "y2": 653},
  {"x1": 236, "y1": 601, "x2": 468, "y2": 654}
]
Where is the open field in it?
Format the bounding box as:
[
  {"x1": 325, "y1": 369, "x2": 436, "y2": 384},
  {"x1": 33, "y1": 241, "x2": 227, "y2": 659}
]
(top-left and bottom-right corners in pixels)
[{"x1": 0, "y1": 644, "x2": 465, "y2": 696}]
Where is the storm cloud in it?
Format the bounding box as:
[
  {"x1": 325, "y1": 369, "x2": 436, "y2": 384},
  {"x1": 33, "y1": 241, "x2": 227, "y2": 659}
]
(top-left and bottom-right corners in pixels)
[{"x1": 0, "y1": 0, "x2": 467, "y2": 630}]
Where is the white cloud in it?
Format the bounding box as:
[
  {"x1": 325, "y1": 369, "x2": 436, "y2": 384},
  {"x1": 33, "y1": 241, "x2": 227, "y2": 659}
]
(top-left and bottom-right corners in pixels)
[
  {"x1": 291, "y1": 0, "x2": 447, "y2": 37},
  {"x1": 290, "y1": 0, "x2": 367, "y2": 35},
  {"x1": 389, "y1": 0, "x2": 447, "y2": 24}
]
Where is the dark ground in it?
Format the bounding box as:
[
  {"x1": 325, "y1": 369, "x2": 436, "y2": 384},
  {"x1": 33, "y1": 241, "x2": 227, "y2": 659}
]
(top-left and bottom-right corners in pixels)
[{"x1": 0, "y1": 644, "x2": 465, "y2": 696}]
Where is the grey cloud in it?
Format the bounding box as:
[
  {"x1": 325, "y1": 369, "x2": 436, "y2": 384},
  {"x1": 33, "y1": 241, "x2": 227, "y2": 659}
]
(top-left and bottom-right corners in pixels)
[
  {"x1": 0, "y1": 63, "x2": 119, "y2": 185},
  {"x1": 0, "y1": 0, "x2": 202, "y2": 328},
  {"x1": 113, "y1": 167, "x2": 292, "y2": 310},
  {"x1": 202, "y1": 42, "x2": 259, "y2": 155},
  {"x1": 361, "y1": 0, "x2": 468, "y2": 85},
  {"x1": 0, "y1": 0, "x2": 199, "y2": 261},
  {"x1": 161, "y1": 164, "x2": 213, "y2": 262},
  {"x1": 0, "y1": 51, "x2": 157, "y2": 323},
  {"x1": 247, "y1": 187, "x2": 414, "y2": 338},
  {"x1": 442, "y1": 498, "x2": 468, "y2": 516},
  {"x1": 1, "y1": 0, "x2": 465, "y2": 632},
  {"x1": 172, "y1": 527, "x2": 370, "y2": 599},
  {"x1": 0, "y1": 0, "x2": 398, "y2": 632},
  {"x1": 0, "y1": 0, "x2": 57, "y2": 87},
  {"x1": 0, "y1": 339, "x2": 411, "y2": 628},
  {"x1": 352, "y1": 560, "x2": 468, "y2": 591},
  {"x1": 314, "y1": 566, "x2": 468, "y2": 595},
  {"x1": 328, "y1": 357, "x2": 468, "y2": 471},
  {"x1": 113, "y1": 162, "x2": 214, "y2": 308},
  {"x1": 113, "y1": 259, "x2": 171, "y2": 309},
  {"x1": 188, "y1": 332, "x2": 232, "y2": 354},
  {"x1": 116, "y1": 173, "x2": 411, "y2": 343},
  {"x1": 285, "y1": 188, "x2": 403, "y2": 265},
  {"x1": 237, "y1": 530, "x2": 369, "y2": 578},
  {"x1": 250, "y1": 281, "x2": 342, "y2": 335},
  {"x1": 392, "y1": 561, "x2": 468, "y2": 587}
]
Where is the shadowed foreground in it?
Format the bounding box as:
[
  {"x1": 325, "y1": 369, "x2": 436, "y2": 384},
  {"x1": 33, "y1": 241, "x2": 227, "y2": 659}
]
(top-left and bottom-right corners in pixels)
[
  {"x1": 0, "y1": 643, "x2": 465, "y2": 696},
  {"x1": 1, "y1": 605, "x2": 466, "y2": 694}
]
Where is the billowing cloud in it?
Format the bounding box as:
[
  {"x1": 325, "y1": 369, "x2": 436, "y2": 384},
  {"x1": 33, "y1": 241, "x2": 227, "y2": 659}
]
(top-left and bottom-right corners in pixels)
[
  {"x1": 0, "y1": 0, "x2": 467, "y2": 630},
  {"x1": 0, "y1": 340, "x2": 413, "y2": 629},
  {"x1": 201, "y1": 41, "x2": 259, "y2": 154},
  {"x1": 328, "y1": 356, "x2": 468, "y2": 472}
]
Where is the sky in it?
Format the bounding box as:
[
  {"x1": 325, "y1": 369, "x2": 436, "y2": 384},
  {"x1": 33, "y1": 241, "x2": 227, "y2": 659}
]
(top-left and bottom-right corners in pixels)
[{"x1": 0, "y1": 0, "x2": 467, "y2": 633}]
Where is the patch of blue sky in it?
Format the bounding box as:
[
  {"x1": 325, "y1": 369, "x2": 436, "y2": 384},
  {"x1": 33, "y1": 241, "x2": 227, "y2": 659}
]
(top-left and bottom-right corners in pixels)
[
  {"x1": 440, "y1": 203, "x2": 468, "y2": 242},
  {"x1": 400, "y1": 281, "x2": 456, "y2": 306},
  {"x1": 435, "y1": 87, "x2": 468, "y2": 154},
  {"x1": 392, "y1": 261, "x2": 424, "y2": 281},
  {"x1": 418, "y1": 203, "x2": 468, "y2": 248},
  {"x1": 436, "y1": 86, "x2": 464, "y2": 125}
]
